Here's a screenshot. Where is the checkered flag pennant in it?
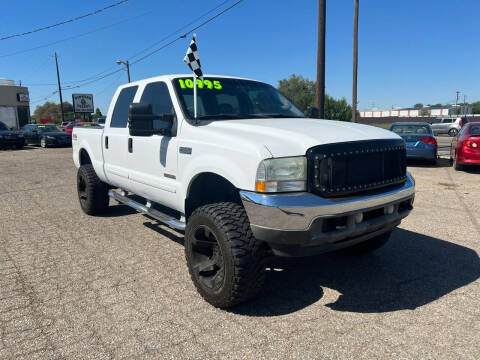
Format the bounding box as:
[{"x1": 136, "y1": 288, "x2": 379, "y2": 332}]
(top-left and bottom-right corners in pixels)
[{"x1": 183, "y1": 34, "x2": 203, "y2": 79}]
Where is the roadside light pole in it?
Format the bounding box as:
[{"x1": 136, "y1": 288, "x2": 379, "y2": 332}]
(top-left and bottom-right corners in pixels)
[
  {"x1": 116, "y1": 60, "x2": 131, "y2": 83},
  {"x1": 316, "y1": 0, "x2": 326, "y2": 118},
  {"x1": 54, "y1": 52, "x2": 65, "y2": 123},
  {"x1": 352, "y1": 0, "x2": 359, "y2": 123}
]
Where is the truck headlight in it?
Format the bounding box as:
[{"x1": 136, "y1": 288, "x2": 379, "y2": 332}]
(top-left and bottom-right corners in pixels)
[{"x1": 255, "y1": 157, "x2": 307, "y2": 192}]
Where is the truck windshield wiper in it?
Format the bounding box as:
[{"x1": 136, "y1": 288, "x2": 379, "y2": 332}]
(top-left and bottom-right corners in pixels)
[
  {"x1": 259, "y1": 114, "x2": 305, "y2": 118},
  {"x1": 196, "y1": 114, "x2": 245, "y2": 120}
]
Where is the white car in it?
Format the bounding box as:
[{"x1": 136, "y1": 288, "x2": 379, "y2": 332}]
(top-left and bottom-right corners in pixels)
[
  {"x1": 72, "y1": 74, "x2": 415, "y2": 308},
  {"x1": 430, "y1": 117, "x2": 469, "y2": 136}
]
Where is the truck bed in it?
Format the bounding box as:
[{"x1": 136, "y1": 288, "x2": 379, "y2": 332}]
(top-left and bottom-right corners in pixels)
[{"x1": 72, "y1": 127, "x2": 106, "y2": 182}]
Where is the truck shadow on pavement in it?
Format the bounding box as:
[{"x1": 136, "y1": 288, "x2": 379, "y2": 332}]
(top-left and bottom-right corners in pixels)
[{"x1": 231, "y1": 228, "x2": 480, "y2": 316}]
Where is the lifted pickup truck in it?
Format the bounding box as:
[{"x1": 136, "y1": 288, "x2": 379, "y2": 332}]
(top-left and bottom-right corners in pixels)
[{"x1": 73, "y1": 74, "x2": 415, "y2": 308}]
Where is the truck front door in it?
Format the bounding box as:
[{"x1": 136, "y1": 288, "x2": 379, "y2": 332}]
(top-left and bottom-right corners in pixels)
[{"x1": 126, "y1": 81, "x2": 179, "y2": 210}]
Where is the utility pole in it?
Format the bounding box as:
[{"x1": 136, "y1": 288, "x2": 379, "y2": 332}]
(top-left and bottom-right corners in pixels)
[
  {"x1": 352, "y1": 0, "x2": 359, "y2": 123},
  {"x1": 455, "y1": 91, "x2": 460, "y2": 107},
  {"x1": 54, "y1": 52, "x2": 65, "y2": 123},
  {"x1": 116, "y1": 60, "x2": 131, "y2": 83},
  {"x1": 316, "y1": 0, "x2": 326, "y2": 118}
]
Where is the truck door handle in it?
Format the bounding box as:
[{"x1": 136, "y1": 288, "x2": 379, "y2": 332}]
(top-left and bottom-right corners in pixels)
[
  {"x1": 128, "y1": 138, "x2": 133, "y2": 153},
  {"x1": 105, "y1": 136, "x2": 109, "y2": 149}
]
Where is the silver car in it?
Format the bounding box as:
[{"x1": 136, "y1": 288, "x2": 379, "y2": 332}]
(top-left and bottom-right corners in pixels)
[{"x1": 430, "y1": 117, "x2": 469, "y2": 137}]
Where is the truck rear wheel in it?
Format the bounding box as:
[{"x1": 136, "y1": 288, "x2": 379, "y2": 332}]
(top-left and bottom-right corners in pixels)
[
  {"x1": 77, "y1": 164, "x2": 109, "y2": 215},
  {"x1": 185, "y1": 202, "x2": 266, "y2": 308},
  {"x1": 343, "y1": 230, "x2": 392, "y2": 255}
]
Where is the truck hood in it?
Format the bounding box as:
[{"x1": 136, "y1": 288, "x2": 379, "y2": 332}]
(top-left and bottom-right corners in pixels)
[{"x1": 206, "y1": 118, "x2": 400, "y2": 157}]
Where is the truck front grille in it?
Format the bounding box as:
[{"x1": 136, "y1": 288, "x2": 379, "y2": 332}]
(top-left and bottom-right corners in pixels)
[{"x1": 307, "y1": 139, "x2": 407, "y2": 198}]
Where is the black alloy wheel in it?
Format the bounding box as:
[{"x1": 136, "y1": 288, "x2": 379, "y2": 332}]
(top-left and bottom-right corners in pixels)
[
  {"x1": 449, "y1": 128, "x2": 458, "y2": 137},
  {"x1": 77, "y1": 172, "x2": 88, "y2": 208},
  {"x1": 76, "y1": 164, "x2": 109, "y2": 215},
  {"x1": 185, "y1": 202, "x2": 267, "y2": 308},
  {"x1": 189, "y1": 225, "x2": 225, "y2": 292}
]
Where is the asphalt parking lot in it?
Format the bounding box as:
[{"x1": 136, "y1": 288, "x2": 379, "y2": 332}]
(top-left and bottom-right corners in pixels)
[{"x1": 1, "y1": 146, "x2": 479, "y2": 360}]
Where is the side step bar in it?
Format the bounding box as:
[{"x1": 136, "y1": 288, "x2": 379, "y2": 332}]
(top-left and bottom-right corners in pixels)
[{"x1": 108, "y1": 190, "x2": 185, "y2": 231}]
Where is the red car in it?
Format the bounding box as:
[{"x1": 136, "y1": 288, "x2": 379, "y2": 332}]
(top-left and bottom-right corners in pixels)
[
  {"x1": 450, "y1": 122, "x2": 480, "y2": 170},
  {"x1": 63, "y1": 122, "x2": 96, "y2": 135}
]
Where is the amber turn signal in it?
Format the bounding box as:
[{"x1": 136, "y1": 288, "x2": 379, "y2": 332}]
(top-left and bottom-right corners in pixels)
[{"x1": 255, "y1": 181, "x2": 266, "y2": 192}]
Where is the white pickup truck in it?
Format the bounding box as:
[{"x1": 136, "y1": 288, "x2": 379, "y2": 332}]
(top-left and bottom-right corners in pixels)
[{"x1": 73, "y1": 74, "x2": 415, "y2": 308}]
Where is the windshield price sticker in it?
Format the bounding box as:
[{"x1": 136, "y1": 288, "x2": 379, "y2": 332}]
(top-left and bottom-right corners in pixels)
[{"x1": 178, "y1": 79, "x2": 222, "y2": 90}]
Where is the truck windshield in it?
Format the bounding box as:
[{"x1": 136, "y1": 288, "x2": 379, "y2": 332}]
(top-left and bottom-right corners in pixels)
[{"x1": 173, "y1": 77, "x2": 305, "y2": 120}]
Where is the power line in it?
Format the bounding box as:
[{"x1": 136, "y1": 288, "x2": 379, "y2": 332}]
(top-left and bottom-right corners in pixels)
[
  {"x1": 30, "y1": 91, "x2": 58, "y2": 105},
  {"x1": 0, "y1": 0, "x2": 131, "y2": 41},
  {"x1": 59, "y1": 0, "x2": 244, "y2": 90},
  {"x1": 64, "y1": 0, "x2": 237, "y2": 87},
  {"x1": 128, "y1": 0, "x2": 231, "y2": 62},
  {"x1": 131, "y1": 0, "x2": 244, "y2": 65},
  {"x1": 0, "y1": 10, "x2": 148, "y2": 59}
]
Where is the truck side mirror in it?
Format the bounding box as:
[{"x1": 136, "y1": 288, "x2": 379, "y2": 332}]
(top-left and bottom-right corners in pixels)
[
  {"x1": 128, "y1": 103, "x2": 174, "y2": 137},
  {"x1": 129, "y1": 103, "x2": 155, "y2": 136},
  {"x1": 306, "y1": 106, "x2": 319, "y2": 119}
]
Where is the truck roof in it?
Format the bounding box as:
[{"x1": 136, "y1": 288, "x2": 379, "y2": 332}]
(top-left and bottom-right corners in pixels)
[{"x1": 117, "y1": 74, "x2": 259, "y2": 89}]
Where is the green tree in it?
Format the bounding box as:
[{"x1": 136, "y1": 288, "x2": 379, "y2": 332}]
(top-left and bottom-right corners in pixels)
[
  {"x1": 324, "y1": 94, "x2": 352, "y2": 122},
  {"x1": 413, "y1": 103, "x2": 423, "y2": 109},
  {"x1": 277, "y1": 74, "x2": 353, "y2": 121},
  {"x1": 471, "y1": 101, "x2": 480, "y2": 114},
  {"x1": 33, "y1": 101, "x2": 74, "y2": 124},
  {"x1": 278, "y1": 74, "x2": 316, "y2": 113},
  {"x1": 93, "y1": 107, "x2": 103, "y2": 119}
]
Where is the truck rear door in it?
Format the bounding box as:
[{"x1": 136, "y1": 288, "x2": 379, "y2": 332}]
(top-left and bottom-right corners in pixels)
[{"x1": 102, "y1": 85, "x2": 138, "y2": 188}]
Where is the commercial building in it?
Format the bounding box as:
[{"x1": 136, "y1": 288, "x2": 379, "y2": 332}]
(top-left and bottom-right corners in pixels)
[
  {"x1": 359, "y1": 104, "x2": 473, "y2": 118},
  {"x1": 0, "y1": 78, "x2": 30, "y2": 129}
]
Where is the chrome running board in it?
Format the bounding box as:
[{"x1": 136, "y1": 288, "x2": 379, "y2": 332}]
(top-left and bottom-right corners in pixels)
[{"x1": 108, "y1": 190, "x2": 185, "y2": 231}]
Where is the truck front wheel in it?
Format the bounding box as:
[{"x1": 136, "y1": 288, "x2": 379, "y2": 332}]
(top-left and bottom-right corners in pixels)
[
  {"x1": 185, "y1": 202, "x2": 266, "y2": 308},
  {"x1": 77, "y1": 164, "x2": 109, "y2": 215}
]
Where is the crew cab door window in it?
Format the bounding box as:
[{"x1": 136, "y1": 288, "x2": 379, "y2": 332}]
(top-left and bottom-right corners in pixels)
[
  {"x1": 110, "y1": 86, "x2": 138, "y2": 128},
  {"x1": 139, "y1": 82, "x2": 175, "y2": 131}
]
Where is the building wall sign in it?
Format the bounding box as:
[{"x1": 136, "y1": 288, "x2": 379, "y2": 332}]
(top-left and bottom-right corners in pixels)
[
  {"x1": 72, "y1": 94, "x2": 94, "y2": 113},
  {"x1": 17, "y1": 93, "x2": 29, "y2": 102}
]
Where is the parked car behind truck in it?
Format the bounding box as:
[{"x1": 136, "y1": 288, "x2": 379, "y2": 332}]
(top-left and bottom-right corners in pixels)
[
  {"x1": 450, "y1": 122, "x2": 480, "y2": 170},
  {"x1": 22, "y1": 124, "x2": 72, "y2": 148},
  {"x1": 72, "y1": 74, "x2": 415, "y2": 308},
  {"x1": 0, "y1": 121, "x2": 24, "y2": 149},
  {"x1": 389, "y1": 122, "x2": 437, "y2": 164},
  {"x1": 430, "y1": 117, "x2": 469, "y2": 136}
]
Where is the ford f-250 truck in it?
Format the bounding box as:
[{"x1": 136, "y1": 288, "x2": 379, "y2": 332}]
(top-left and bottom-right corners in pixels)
[{"x1": 72, "y1": 74, "x2": 415, "y2": 308}]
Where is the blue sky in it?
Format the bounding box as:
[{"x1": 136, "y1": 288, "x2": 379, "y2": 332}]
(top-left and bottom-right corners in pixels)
[{"x1": 1, "y1": 0, "x2": 479, "y2": 113}]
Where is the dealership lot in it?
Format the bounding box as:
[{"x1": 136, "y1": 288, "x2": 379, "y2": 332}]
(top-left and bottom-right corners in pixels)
[{"x1": 0, "y1": 147, "x2": 479, "y2": 360}]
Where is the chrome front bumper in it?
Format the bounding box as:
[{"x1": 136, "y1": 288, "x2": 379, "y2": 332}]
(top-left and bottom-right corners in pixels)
[{"x1": 240, "y1": 172, "x2": 415, "y2": 256}]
